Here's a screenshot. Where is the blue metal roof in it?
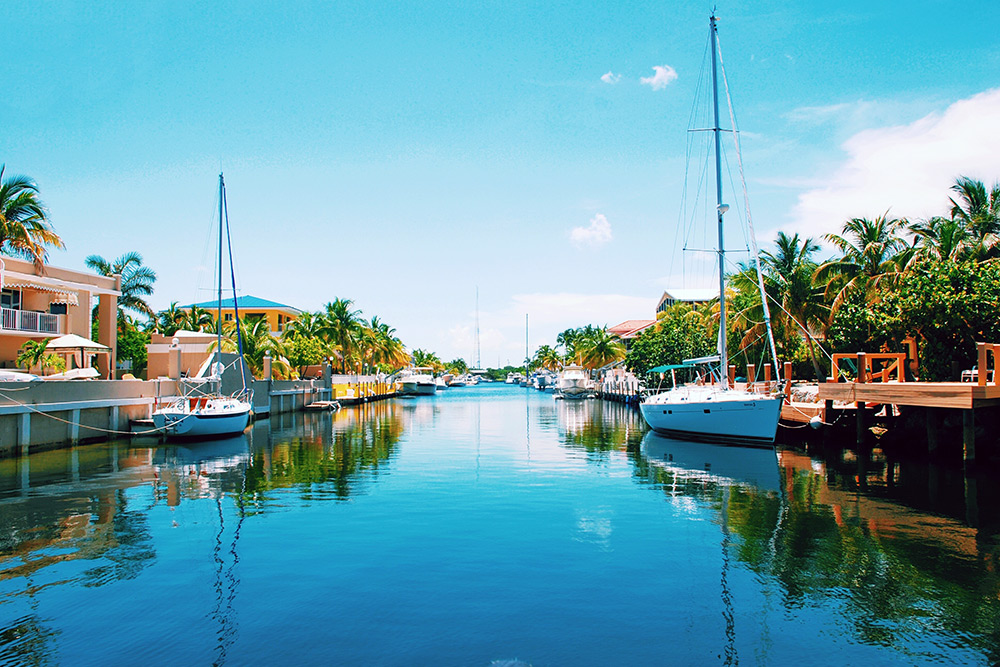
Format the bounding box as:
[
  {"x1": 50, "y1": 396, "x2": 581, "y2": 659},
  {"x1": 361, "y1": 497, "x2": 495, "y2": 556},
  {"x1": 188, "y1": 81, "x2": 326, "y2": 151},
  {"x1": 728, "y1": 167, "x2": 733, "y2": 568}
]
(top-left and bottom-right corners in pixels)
[{"x1": 180, "y1": 295, "x2": 302, "y2": 314}]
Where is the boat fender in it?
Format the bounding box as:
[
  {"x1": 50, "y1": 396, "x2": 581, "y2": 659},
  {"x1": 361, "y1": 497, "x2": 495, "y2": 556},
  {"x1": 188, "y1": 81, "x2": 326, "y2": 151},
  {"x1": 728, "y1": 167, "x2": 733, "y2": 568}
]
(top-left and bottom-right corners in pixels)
[{"x1": 809, "y1": 415, "x2": 823, "y2": 429}]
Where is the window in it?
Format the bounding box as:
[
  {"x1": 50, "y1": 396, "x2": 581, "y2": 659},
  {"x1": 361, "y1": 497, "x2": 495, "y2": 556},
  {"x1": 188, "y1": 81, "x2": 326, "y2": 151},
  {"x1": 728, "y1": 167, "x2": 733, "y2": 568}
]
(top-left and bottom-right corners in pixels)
[
  {"x1": 1, "y1": 289, "x2": 21, "y2": 310},
  {"x1": 49, "y1": 303, "x2": 67, "y2": 315}
]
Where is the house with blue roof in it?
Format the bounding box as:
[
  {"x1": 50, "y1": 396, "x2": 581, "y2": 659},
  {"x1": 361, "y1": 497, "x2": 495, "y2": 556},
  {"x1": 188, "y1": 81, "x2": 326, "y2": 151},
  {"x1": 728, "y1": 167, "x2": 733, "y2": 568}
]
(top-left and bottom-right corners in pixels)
[{"x1": 179, "y1": 295, "x2": 302, "y2": 335}]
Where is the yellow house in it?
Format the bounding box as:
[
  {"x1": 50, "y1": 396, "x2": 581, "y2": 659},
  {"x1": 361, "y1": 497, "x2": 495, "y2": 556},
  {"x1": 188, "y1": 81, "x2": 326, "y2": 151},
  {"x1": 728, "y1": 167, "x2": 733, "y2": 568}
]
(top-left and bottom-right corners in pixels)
[
  {"x1": 179, "y1": 295, "x2": 301, "y2": 335},
  {"x1": 0, "y1": 256, "x2": 121, "y2": 375}
]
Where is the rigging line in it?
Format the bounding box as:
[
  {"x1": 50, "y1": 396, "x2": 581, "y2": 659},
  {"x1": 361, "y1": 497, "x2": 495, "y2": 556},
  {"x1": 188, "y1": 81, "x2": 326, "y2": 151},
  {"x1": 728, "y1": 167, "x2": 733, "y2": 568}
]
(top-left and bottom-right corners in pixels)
[
  {"x1": 222, "y1": 184, "x2": 249, "y2": 395},
  {"x1": 716, "y1": 31, "x2": 780, "y2": 380}
]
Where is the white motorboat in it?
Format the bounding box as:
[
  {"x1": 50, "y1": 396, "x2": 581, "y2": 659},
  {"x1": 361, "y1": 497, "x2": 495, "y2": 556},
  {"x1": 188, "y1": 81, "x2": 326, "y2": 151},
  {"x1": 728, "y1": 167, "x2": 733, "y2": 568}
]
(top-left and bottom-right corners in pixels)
[
  {"x1": 152, "y1": 174, "x2": 252, "y2": 439},
  {"x1": 399, "y1": 367, "x2": 437, "y2": 395},
  {"x1": 638, "y1": 15, "x2": 783, "y2": 447},
  {"x1": 554, "y1": 366, "x2": 594, "y2": 399}
]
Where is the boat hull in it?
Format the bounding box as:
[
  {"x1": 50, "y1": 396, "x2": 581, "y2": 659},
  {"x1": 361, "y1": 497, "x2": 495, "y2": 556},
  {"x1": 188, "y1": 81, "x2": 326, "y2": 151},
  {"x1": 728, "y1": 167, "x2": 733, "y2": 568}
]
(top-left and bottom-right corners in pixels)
[
  {"x1": 152, "y1": 400, "x2": 251, "y2": 438},
  {"x1": 640, "y1": 389, "x2": 782, "y2": 447}
]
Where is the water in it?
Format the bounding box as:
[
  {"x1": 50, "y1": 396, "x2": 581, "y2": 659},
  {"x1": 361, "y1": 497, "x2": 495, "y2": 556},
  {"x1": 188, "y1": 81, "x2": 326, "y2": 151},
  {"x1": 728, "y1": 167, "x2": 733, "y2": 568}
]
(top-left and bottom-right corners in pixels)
[{"x1": 2, "y1": 384, "x2": 999, "y2": 665}]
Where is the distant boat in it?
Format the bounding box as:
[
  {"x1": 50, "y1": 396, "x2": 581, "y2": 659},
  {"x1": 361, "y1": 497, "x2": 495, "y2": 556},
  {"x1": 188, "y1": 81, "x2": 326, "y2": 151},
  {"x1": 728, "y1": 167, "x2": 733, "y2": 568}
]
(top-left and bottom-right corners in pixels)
[
  {"x1": 639, "y1": 15, "x2": 782, "y2": 447},
  {"x1": 554, "y1": 366, "x2": 594, "y2": 399},
  {"x1": 152, "y1": 174, "x2": 252, "y2": 439}
]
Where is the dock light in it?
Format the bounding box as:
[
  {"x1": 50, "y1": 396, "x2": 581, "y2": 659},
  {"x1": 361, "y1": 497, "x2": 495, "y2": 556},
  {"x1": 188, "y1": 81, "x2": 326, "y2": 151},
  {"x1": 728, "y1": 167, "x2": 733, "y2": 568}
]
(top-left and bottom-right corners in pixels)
[{"x1": 718, "y1": 204, "x2": 729, "y2": 214}]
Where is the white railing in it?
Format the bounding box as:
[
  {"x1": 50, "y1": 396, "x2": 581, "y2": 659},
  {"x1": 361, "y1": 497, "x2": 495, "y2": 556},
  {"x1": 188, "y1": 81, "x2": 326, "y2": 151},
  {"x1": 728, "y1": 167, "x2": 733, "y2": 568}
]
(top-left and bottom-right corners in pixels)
[{"x1": 1, "y1": 307, "x2": 62, "y2": 334}]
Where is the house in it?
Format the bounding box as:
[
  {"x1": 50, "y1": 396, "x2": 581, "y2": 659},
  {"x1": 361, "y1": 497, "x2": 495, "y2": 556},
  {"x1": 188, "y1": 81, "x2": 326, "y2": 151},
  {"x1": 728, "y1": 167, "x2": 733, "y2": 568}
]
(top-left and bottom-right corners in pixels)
[
  {"x1": 0, "y1": 256, "x2": 120, "y2": 375},
  {"x1": 608, "y1": 319, "x2": 657, "y2": 350},
  {"x1": 655, "y1": 288, "x2": 717, "y2": 314},
  {"x1": 178, "y1": 295, "x2": 302, "y2": 336}
]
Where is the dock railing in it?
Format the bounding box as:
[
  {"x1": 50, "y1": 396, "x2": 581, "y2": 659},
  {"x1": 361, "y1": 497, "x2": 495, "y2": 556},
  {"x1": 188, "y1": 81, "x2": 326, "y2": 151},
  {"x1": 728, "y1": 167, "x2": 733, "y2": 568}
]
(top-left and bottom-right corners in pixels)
[
  {"x1": 973, "y1": 342, "x2": 998, "y2": 386},
  {"x1": 829, "y1": 352, "x2": 906, "y2": 384}
]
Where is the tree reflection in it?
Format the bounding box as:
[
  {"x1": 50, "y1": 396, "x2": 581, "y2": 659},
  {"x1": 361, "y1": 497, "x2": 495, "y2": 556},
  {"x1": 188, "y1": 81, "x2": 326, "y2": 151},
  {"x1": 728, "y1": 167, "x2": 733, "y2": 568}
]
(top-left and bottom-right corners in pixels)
[
  {"x1": 556, "y1": 399, "x2": 646, "y2": 458},
  {"x1": 633, "y1": 437, "x2": 1000, "y2": 661},
  {"x1": 244, "y1": 402, "x2": 404, "y2": 500}
]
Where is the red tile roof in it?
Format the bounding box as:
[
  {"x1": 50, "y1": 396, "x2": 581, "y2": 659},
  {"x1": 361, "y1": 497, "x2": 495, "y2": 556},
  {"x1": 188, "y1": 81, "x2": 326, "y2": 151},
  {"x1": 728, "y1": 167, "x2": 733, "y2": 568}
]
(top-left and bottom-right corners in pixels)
[{"x1": 608, "y1": 319, "x2": 657, "y2": 338}]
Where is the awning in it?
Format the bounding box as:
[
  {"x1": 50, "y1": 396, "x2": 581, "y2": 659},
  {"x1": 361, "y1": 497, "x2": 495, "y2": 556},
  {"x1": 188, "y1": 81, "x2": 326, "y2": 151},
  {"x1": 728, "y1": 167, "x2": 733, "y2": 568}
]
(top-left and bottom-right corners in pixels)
[
  {"x1": 647, "y1": 364, "x2": 694, "y2": 374},
  {"x1": 2, "y1": 279, "x2": 80, "y2": 305}
]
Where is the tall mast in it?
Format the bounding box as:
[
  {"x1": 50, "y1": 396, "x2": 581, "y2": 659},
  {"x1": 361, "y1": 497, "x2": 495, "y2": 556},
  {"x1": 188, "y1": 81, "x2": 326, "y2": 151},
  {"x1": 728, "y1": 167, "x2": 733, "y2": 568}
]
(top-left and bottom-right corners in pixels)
[
  {"x1": 474, "y1": 286, "x2": 481, "y2": 369},
  {"x1": 710, "y1": 13, "x2": 728, "y2": 379},
  {"x1": 216, "y1": 173, "x2": 224, "y2": 376}
]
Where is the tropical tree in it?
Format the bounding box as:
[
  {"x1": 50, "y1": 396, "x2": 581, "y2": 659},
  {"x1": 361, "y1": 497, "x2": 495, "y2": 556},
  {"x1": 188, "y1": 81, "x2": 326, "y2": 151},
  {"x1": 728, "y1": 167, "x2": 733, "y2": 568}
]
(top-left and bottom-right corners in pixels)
[
  {"x1": 180, "y1": 305, "x2": 214, "y2": 332},
  {"x1": 411, "y1": 348, "x2": 443, "y2": 372},
  {"x1": 16, "y1": 338, "x2": 51, "y2": 374},
  {"x1": 155, "y1": 302, "x2": 186, "y2": 336},
  {"x1": 322, "y1": 298, "x2": 363, "y2": 372},
  {"x1": 575, "y1": 326, "x2": 626, "y2": 370},
  {"x1": 84, "y1": 252, "x2": 157, "y2": 319},
  {"x1": 209, "y1": 318, "x2": 291, "y2": 379},
  {"x1": 908, "y1": 216, "x2": 972, "y2": 265},
  {"x1": 0, "y1": 165, "x2": 64, "y2": 267},
  {"x1": 813, "y1": 213, "x2": 911, "y2": 315},
  {"x1": 446, "y1": 358, "x2": 469, "y2": 375},
  {"x1": 361, "y1": 316, "x2": 409, "y2": 371},
  {"x1": 533, "y1": 345, "x2": 563, "y2": 371},
  {"x1": 948, "y1": 175, "x2": 1000, "y2": 260},
  {"x1": 731, "y1": 232, "x2": 829, "y2": 379}
]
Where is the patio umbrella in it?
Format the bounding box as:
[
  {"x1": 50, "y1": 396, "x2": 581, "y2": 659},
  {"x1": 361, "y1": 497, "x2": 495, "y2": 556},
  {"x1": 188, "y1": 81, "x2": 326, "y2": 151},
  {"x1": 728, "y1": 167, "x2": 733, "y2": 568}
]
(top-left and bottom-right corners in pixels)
[{"x1": 46, "y1": 334, "x2": 110, "y2": 370}]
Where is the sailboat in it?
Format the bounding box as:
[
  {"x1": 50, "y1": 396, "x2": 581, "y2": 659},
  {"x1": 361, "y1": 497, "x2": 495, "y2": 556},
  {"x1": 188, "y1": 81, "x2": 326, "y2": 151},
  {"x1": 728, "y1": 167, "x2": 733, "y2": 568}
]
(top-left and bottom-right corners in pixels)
[
  {"x1": 639, "y1": 15, "x2": 783, "y2": 447},
  {"x1": 152, "y1": 174, "x2": 253, "y2": 438}
]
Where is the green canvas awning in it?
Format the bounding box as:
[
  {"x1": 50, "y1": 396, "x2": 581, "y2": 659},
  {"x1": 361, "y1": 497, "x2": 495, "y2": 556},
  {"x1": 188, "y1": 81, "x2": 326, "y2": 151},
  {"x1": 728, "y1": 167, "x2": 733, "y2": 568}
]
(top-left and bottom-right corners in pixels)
[{"x1": 647, "y1": 364, "x2": 693, "y2": 374}]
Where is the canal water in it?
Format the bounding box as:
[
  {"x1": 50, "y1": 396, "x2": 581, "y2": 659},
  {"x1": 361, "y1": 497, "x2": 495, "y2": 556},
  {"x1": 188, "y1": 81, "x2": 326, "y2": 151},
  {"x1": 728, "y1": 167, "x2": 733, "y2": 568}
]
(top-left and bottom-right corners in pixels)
[{"x1": 2, "y1": 384, "x2": 998, "y2": 666}]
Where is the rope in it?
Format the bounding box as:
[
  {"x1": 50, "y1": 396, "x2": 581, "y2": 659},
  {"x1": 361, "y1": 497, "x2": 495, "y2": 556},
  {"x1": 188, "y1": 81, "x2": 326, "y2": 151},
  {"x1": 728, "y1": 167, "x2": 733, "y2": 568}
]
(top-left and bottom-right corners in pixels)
[{"x1": 0, "y1": 388, "x2": 169, "y2": 436}]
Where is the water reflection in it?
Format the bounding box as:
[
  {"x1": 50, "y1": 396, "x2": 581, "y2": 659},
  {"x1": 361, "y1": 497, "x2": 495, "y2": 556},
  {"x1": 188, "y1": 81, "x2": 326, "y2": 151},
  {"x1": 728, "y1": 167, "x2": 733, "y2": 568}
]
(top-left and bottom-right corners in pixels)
[
  {"x1": 633, "y1": 431, "x2": 1000, "y2": 663},
  {"x1": 554, "y1": 398, "x2": 646, "y2": 458},
  {"x1": 245, "y1": 400, "x2": 405, "y2": 501}
]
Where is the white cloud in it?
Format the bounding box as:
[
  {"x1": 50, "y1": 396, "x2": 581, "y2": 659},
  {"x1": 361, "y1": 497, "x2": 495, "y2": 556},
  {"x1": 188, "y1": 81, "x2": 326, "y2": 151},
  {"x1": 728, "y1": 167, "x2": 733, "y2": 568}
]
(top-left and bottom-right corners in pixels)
[
  {"x1": 600, "y1": 71, "x2": 621, "y2": 84},
  {"x1": 791, "y1": 88, "x2": 1000, "y2": 240},
  {"x1": 640, "y1": 65, "x2": 678, "y2": 91},
  {"x1": 570, "y1": 213, "x2": 613, "y2": 248}
]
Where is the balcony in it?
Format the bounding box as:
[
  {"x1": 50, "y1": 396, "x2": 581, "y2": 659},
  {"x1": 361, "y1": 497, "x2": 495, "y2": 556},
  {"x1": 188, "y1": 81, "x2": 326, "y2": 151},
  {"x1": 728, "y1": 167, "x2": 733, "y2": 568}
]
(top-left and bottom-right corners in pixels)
[{"x1": 1, "y1": 307, "x2": 63, "y2": 335}]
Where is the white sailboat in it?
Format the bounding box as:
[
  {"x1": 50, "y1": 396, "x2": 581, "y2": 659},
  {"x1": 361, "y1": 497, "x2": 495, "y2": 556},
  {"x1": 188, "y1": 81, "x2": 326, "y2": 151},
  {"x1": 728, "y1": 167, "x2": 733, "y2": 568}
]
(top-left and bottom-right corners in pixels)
[
  {"x1": 152, "y1": 174, "x2": 253, "y2": 438},
  {"x1": 639, "y1": 15, "x2": 783, "y2": 447}
]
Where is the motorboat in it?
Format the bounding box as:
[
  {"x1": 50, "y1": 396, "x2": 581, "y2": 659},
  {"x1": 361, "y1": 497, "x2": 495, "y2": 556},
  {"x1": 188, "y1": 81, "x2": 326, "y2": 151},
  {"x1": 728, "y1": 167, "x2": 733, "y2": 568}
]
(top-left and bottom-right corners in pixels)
[
  {"x1": 554, "y1": 366, "x2": 594, "y2": 399},
  {"x1": 398, "y1": 367, "x2": 437, "y2": 395}
]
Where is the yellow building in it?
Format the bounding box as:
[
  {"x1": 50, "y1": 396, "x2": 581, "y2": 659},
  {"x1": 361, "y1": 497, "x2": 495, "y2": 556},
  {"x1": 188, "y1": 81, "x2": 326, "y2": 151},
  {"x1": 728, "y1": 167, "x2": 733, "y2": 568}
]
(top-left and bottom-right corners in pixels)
[
  {"x1": 0, "y1": 256, "x2": 120, "y2": 376},
  {"x1": 179, "y1": 295, "x2": 301, "y2": 335}
]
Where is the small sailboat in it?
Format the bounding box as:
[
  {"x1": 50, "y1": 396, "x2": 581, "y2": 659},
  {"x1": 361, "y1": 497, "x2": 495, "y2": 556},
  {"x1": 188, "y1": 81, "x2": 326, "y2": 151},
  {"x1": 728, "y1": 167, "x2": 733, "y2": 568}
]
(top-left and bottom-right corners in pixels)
[
  {"x1": 152, "y1": 174, "x2": 253, "y2": 438},
  {"x1": 639, "y1": 15, "x2": 783, "y2": 447}
]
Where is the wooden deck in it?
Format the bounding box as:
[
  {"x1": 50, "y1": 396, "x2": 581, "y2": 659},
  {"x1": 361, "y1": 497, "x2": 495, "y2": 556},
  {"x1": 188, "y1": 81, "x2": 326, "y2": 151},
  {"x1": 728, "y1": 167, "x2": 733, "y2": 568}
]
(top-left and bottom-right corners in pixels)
[{"x1": 817, "y1": 381, "x2": 1000, "y2": 409}]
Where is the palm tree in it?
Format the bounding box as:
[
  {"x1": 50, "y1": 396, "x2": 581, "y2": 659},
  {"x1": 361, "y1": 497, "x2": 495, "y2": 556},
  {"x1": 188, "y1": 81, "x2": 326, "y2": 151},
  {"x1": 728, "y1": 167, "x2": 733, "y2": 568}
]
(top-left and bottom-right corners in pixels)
[
  {"x1": 181, "y1": 305, "x2": 214, "y2": 332},
  {"x1": 209, "y1": 318, "x2": 290, "y2": 379},
  {"x1": 85, "y1": 252, "x2": 157, "y2": 319},
  {"x1": 575, "y1": 326, "x2": 625, "y2": 370},
  {"x1": 0, "y1": 165, "x2": 64, "y2": 267},
  {"x1": 533, "y1": 344, "x2": 563, "y2": 371},
  {"x1": 814, "y1": 213, "x2": 911, "y2": 315},
  {"x1": 909, "y1": 215, "x2": 972, "y2": 264},
  {"x1": 155, "y1": 302, "x2": 186, "y2": 336},
  {"x1": 362, "y1": 316, "x2": 408, "y2": 370},
  {"x1": 16, "y1": 338, "x2": 51, "y2": 374},
  {"x1": 321, "y1": 298, "x2": 363, "y2": 372},
  {"x1": 948, "y1": 176, "x2": 1000, "y2": 260},
  {"x1": 411, "y1": 348, "x2": 443, "y2": 372},
  {"x1": 757, "y1": 232, "x2": 829, "y2": 379}
]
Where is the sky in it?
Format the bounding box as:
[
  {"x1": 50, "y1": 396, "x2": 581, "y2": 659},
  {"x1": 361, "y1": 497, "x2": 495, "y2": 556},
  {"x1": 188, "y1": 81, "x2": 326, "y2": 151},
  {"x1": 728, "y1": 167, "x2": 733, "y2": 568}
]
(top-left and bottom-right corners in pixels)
[{"x1": 3, "y1": 1, "x2": 999, "y2": 367}]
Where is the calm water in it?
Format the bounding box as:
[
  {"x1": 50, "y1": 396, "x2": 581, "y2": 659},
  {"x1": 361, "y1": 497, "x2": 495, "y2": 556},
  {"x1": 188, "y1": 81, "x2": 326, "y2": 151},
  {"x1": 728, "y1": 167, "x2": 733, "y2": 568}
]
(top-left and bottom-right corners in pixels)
[{"x1": 2, "y1": 384, "x2": 999, "y2": 666}]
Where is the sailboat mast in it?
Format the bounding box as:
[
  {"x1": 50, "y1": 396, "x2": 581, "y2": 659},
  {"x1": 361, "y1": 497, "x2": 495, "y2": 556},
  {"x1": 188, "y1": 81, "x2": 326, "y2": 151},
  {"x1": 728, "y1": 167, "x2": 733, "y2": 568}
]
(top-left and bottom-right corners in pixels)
[
  {"x1": 474, "y1": 286, "x2": 481, "y2": 370},
  {"x1": 216, "y1": 173, "x2": 224, "y2": 376},
  {"x1": 710, "y1": 13, "x2": 728, "y2": 380}
]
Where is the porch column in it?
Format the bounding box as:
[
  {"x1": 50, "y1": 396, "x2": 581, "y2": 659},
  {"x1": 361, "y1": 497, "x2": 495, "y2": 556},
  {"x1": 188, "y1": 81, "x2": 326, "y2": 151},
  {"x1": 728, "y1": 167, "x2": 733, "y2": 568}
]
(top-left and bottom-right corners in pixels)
[{"x1": 97, "y1": 292, "x2": 118, "y2": 379}]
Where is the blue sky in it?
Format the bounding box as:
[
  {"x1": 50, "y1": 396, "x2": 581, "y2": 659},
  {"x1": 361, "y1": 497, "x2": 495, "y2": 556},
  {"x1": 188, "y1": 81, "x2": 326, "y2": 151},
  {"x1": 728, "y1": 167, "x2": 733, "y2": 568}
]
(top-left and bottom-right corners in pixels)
[{"x1": 3, "y1": 1, "x2": 999, "y2": 366}]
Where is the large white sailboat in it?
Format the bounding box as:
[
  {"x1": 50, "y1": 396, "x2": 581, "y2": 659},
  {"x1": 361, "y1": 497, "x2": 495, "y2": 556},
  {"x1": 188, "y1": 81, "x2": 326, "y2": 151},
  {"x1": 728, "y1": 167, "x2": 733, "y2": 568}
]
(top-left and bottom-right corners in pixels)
[
  {"x1": 152, "y1": 174, "x2": 253, "y2": 438},
  {"x1": 639, "y1": 15, "x2": 783, "y2": 447}
]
